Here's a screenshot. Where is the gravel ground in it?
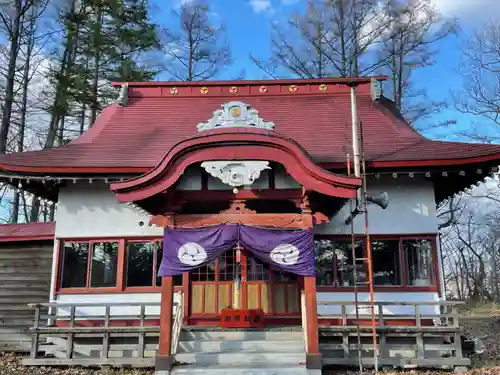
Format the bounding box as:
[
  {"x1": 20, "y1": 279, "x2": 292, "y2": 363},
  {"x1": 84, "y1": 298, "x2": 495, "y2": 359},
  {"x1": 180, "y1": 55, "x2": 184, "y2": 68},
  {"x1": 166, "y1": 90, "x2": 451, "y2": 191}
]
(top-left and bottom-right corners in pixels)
[{"x1": 461, "y1": 315, "x2": 500, "y2": 368}]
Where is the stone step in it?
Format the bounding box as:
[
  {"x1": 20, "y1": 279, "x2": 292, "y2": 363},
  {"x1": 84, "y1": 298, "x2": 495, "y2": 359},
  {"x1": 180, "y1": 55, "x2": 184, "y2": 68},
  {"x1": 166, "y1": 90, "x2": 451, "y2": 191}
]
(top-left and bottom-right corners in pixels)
[
  {"x1": 178, "y1": 340, "x2": 304, "y2": 353},
  {"x1": 175, "y1": 352, "x2": 306, "y2": 366},
  {"x1": 170, "y1": 364, "x2": 309, "y2": 375},
  {"x1": 179, "y1": 330, "x2": 303, "y2": 342}
]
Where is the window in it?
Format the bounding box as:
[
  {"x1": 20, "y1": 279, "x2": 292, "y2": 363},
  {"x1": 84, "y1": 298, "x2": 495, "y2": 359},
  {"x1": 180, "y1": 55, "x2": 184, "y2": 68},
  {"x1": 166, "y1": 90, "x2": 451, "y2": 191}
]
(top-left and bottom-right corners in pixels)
[
  {"x1": 191, "y1": 262, "x2": 216, "y2": 282},
  {"x1": 247, "y1": 256, "x2": 270, "y2": 281},
  {"x1": 90, "y1": 242, "x2": 119, "y2": 288},
  {"x1": 59, "y1": 241, "x2": 118, "y2": 289},
  {"x1": 126, "y1": 242, "x2": 155, "y2": 287},
  {"x1": 372, "y1": 240, "x2": 402, "y2": 286},
  {"x1": 155, "y1": 241, "x2": 183, "y2": 286},
  {"x1": 60, "y1": 242, "x2": 89, "y2": 288},
  {"x1": 314, "y1": 236, "x2": 437, "y2": 289},
  {"x1": 315, "y1": 239, "x2": 365, "y2": 287},
  {"x1": 404, "y1": 239, "x2": 433, "y2": 286}
]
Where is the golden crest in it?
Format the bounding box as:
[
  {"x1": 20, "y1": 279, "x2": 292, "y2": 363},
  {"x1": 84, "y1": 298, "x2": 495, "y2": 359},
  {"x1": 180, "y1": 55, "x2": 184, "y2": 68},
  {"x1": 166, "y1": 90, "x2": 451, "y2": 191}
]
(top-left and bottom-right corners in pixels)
[
  {"x1": 289, "y1": 85, "x2": 298, "y2": 93},
  {"x1": 170, "y1": 87, "x2": 178, "y2": 95},
  {"x1": 229, "y1": 86, "x2": 238, "y2": 94},
  {"x1": 319, "y1": 84, "x2": 328, "y2": 92},
  {"x1": 200, "y1": 87, "x2": 209, "y2": 95},
  {"x1": 230, "y1": 106, "x2": 241, "y2": 117},
  {"x1": 259, "y1": 85, "x2": 268, "y2": 93}
]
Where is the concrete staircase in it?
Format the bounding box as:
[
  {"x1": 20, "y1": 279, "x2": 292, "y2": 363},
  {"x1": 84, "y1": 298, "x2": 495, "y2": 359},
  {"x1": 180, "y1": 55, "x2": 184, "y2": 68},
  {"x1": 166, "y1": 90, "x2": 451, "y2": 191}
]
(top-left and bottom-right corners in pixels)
[{"x1": 171, "y1": 327, "x2": 308, "y2": 375}]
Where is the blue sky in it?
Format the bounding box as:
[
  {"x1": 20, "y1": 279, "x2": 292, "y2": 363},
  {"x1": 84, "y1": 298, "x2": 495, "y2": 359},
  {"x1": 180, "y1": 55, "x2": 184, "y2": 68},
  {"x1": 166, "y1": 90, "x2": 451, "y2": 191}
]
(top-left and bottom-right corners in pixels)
[{"x1": 150, "y1": 0, "x2": 499, "y2": 142}]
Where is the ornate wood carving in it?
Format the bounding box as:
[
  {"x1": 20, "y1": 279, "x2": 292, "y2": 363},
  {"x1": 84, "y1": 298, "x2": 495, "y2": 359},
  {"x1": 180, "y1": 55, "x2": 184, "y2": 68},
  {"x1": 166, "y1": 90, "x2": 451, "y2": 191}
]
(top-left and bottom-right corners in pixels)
[
  {"x1": 313, "y1": 212, "x2": 329, "y2": 225},
  {"x1": 220, "y1": 200, "x2": 256, "y2": 214},
  {"x1": 149, "y1": 212, "x2": 314, "y2": 229},
  {"x1": 300, "y1": 193, "x2": 312, "y2": 214},
  {"x1": 197, "y1": 101, "x2": 275, "y2": 131},
  {"x1": 201, "y1": 160, "x2": 270, "y2": 187}
]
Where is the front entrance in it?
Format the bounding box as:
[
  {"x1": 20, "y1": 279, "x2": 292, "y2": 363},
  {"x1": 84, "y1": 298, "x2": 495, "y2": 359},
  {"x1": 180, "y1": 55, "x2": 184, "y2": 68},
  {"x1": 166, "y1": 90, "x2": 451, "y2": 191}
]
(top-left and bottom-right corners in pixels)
[{"x1": 188, "y1": 248, "x2": 301, "y2": 322}]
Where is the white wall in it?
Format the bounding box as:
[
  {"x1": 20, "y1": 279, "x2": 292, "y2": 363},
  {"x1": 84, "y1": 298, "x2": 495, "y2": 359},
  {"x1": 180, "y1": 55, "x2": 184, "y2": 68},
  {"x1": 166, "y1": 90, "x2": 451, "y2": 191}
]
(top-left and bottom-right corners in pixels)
[
  {"x1": 50, "y1": 181, "x2": 162, "y2": 305},
  {"x1": 55, "y1": 181, "x2": 162, "y2": 238},
  {"x1": 315, "y1": 175, "x2": 438, "y2": 235},
  {"x1": 55, "y1": 292, "x2": 180, "y2": 318},
  {"x1": 317, "y1": 291, "x2": 440, "y2": 316}
]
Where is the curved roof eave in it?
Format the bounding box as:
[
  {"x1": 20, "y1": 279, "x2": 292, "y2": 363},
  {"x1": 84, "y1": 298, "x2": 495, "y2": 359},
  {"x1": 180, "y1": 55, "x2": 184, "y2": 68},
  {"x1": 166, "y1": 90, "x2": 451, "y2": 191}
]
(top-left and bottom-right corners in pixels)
[{"x1": 110, "y1": 129, "x2": 363, "y2": 202}]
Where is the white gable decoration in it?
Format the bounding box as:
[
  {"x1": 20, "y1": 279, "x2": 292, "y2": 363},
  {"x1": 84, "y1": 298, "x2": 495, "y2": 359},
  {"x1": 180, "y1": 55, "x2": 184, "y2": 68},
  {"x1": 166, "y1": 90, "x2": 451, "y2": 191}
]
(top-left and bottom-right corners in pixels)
[
  {"x1": 201, "y1": 161, "x2": 270, "y2": 188},
  {"x1": 197, "y1": 101, "x2": 275, "y2": 132},
  {"x1": 198, "y1": 101, "x2": 273, "y2": 190}
]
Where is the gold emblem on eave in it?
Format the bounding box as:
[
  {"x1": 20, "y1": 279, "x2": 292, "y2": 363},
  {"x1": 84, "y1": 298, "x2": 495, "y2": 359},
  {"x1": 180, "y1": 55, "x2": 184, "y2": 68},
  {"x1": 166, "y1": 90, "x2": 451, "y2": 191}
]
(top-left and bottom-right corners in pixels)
[{"x1": 230, "y1": 106, "x2": 241, "y2": 117}]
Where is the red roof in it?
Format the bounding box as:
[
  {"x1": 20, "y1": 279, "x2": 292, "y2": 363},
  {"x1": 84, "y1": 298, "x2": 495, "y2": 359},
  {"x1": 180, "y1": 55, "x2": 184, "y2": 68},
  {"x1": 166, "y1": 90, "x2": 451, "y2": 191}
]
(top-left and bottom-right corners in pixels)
[
  {"x1": 0, "y1": 222, "x2": 55, "y2": 242},
  {"x1": 0, "y1": 77, "x2": 499, "y2": 173}
]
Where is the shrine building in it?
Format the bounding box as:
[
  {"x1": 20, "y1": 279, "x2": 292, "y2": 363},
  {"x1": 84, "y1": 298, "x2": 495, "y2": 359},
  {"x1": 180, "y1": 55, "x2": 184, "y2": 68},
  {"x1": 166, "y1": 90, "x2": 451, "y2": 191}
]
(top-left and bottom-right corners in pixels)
[{"x1": 1, "y1": 77, "x2": 499, "y2": 374}]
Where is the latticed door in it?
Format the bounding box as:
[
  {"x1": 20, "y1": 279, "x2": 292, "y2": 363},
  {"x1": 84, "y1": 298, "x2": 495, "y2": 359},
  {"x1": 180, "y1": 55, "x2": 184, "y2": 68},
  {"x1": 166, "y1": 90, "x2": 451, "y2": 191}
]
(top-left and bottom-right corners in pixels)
[
  {"x1": 242, "y1": 251, "x2": 300, "y2": 316},
  {"x1": 189, "y1": 249, "x2": 237, "y2": 315},
  {"x1": 188, "y1": 248, "x2": 300, "y2": 318}
]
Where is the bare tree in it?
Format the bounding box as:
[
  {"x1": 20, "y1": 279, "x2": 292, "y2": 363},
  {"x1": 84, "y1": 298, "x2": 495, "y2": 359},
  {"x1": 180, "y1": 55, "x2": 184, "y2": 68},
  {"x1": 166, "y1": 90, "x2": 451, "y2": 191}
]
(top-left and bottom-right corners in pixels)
[
  {"x1": 455, "y1": 20, "x2": 500, "y2": 142},
  {"x1": 163, "y1": 0, "x2": 231, "y2": 81},
  {"x1": 252, "y1": 0, "x2": 392, "y2": 78},
  {"x1": 377, "y1": 0, "x2": 457, "y2": 124},
  {"x1": 0, "y1": 0, "x2": 48, "y2": 154}
]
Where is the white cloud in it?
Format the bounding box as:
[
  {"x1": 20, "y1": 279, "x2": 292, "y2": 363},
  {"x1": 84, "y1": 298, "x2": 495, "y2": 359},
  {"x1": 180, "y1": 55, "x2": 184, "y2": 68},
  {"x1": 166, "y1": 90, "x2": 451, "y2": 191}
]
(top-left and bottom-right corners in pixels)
[
  {"x1": 249, "y1": 0, "x2": 272, "y2": 13},
  {"x1": 432, "y1": 0, "x2": 498, "y2": 18}
]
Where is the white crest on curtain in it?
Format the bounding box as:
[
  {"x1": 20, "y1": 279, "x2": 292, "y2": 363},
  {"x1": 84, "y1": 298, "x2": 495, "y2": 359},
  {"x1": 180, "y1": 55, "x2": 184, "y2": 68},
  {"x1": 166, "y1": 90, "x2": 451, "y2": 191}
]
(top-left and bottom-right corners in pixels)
[
  {"x1": 178, "y1": 242, "x2": 208, "y2": 266},
  {"x1": 270, "y1": 244, "x2": 300, "y2": 265}
]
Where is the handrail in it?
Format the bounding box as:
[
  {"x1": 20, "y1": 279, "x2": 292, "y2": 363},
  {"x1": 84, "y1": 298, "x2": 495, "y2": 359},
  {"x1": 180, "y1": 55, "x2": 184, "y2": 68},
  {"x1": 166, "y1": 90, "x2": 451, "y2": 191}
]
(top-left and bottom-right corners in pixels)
[
  {"x1": 29, "y1": 302, "x2": 162, "y2": 308},
  {"x1": 317, "y1": 301, "x2": 464, "y2": 306},
  {"x1": 300, "y1": 290, "x2": 308, "y2": 351},
  {"x1": 171, "y1": 291, "x2": 184, "y2": 355}
]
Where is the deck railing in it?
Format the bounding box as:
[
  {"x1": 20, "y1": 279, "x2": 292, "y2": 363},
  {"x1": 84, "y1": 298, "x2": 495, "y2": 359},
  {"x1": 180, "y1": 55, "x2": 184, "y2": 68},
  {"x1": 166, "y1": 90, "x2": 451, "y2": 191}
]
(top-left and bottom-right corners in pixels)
[
  {"x1": 316, "y1": 300, "x2": 469, "y2": 369},
  {"x1": 23, "y1": 294, "x2": 182, "y2": 367}
]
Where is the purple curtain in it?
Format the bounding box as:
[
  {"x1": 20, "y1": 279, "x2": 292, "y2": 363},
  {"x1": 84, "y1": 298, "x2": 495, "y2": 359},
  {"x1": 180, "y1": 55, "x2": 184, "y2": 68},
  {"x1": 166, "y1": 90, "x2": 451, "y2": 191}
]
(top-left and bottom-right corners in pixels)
[
  {"x1": 239, "y1": 225, "x2": 315, "y2": 276},
  {"x1": 158, "y1": 224, "x2": 238, "y2": 276},
  {"x1": 158, "y1": 224, "x2": 315, "y2": 277}
]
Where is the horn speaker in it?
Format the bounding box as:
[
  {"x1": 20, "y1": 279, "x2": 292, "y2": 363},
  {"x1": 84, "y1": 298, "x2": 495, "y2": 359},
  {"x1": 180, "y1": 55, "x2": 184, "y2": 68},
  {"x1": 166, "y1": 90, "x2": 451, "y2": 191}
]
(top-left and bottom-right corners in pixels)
[
  {"x1": 366, "y1": 192, "x2": 389, "y2": 210},
  {"x1": 345, "y1": 192, "x2": 389, "y2": 225}
]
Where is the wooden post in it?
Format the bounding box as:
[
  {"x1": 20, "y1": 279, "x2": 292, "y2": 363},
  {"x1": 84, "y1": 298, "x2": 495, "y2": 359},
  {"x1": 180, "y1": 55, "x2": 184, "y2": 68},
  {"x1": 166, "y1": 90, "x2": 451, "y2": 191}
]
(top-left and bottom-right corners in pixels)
[
  {"x1": 303, "y1": 276, "x2": 321, "y2": 370},
  {"x1": 30, "y1": 305, "x2": 40, "y2": 359},
  {"x1": 67, "y1": 306, "x2": 75, "y2": 359},
  {"x1": 138, "y1": 305, "x2": 146, "y2": 358},
  {"x1": 156, "y1": 275, "x2": 174, "y2": 373},
  {"x1": 101, "y1": 305, "x2": 110, "y2": 359}
]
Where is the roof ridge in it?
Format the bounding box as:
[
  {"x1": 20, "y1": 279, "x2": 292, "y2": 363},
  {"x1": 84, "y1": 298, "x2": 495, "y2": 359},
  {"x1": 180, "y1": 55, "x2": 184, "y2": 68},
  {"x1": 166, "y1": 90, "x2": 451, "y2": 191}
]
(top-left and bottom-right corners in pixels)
[{"x1": 113, "y1": 76, "x2": 388, "y2": 87}]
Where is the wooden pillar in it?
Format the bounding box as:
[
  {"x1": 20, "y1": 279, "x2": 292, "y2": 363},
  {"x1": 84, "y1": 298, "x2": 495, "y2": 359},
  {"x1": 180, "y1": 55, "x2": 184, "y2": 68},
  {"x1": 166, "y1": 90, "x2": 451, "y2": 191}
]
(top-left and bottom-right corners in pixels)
[
  {"x1": 304, "y1": 275, "x2": 322, "y2": 371},
  {"x1": 156, "y1": 275, "x2": 174, "y2": 373}
]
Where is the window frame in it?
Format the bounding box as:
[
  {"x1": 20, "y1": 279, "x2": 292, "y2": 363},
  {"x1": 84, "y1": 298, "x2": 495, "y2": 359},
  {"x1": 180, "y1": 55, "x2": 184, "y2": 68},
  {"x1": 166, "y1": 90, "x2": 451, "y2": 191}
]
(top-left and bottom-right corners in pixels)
[
  {"x1": 314, "y1": 234, "x2": 440, "y2": 293},
  {"x1": 123, "y1": 239, "x2": 162, "y2": 292},
  {"x1": 55, "y1": 236, "x2": 183, "y2": 295}
]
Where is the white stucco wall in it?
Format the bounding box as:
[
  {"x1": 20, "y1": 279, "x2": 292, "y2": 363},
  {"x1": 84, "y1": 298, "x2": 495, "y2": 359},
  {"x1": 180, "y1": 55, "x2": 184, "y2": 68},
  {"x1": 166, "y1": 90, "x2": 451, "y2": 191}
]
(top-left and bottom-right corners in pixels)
[
  {"x1": 54, "y1": 292, "x2": 181, "y2": 318},
  {"x1": 315, "y1": 175, "x2": 438, "y2": 235},
  {"x1": 317, "y1": 291, "x2": 440, "y2": 317},
  {"x1": 55, "y1": 181, "x2": 162, "y2": 238}
]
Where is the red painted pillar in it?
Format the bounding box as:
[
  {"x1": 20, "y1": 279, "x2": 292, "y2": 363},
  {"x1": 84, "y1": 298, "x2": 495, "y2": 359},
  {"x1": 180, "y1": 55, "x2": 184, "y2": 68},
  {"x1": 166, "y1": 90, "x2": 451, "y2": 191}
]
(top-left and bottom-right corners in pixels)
[
  {"x1": 156, "y1": 275, "x2": 174, "y2": 372},
  {"x1": 304, "y1": 275, "x2": 322, "y2": 371}
]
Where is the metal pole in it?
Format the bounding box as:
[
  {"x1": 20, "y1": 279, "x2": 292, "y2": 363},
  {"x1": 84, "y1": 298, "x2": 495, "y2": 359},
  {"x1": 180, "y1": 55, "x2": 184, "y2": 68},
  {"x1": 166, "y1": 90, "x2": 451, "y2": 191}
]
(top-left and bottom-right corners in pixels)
[
  {"x1": 350, "y1": 86, "x2": 361, "y2": 179},
  {"x1": 359, "y1": 121, "x2": 378, "y2": 373}
]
